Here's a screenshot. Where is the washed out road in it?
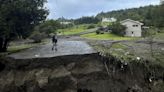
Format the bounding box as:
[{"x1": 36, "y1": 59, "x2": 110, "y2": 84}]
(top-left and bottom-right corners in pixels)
[{"x1": 9, "y1": 39, "x2": 96, "y2": 59}]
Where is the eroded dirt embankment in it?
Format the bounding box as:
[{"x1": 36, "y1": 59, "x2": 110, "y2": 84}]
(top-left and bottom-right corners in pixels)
[{"x1": 0, "y1": 53, "x2": 164, "y2": 92}]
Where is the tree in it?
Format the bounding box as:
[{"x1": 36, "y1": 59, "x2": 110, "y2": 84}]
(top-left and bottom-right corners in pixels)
[
  {"x1": 30, "y1": 31, "x2": 46, "y2": 43},
  {"x1": 87, "y1": 24, "x2": 96, "y2": 29},
  {"x1": 109, "y1": 22, "x2": 126, "y2": 36},
  {"x1": 0, "y1": 0, "x2": 48, "y2": 52},
  {"x1": 144, "y1": 27, "x2": 157, "y2": 57},
  {"x1": 152, "y1": 5, "x2": 164, "y2": 28},
  {"x1": 96, "y1": 5, "x2": 164, "y2": 28},
  {"x1": 74, "y1": 16, "x2": 100, "y2": 24},
  {"x1": 34, "y1": 20, "x2": 61, "y2": 35}
]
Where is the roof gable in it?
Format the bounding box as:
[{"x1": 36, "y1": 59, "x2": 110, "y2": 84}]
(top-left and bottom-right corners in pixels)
[{"x1": 120, "y1": 19, "x2": 143, "y2": 25}]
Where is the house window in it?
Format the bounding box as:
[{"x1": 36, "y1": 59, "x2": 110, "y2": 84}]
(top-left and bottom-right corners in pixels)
[{"x1": 133, "y1": 25, "x2": 138, "y2": 27}]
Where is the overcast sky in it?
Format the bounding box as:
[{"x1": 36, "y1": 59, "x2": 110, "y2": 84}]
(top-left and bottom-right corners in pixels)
[{"x1": 46, "y1": 0, "x2": 160, "y2": 19}]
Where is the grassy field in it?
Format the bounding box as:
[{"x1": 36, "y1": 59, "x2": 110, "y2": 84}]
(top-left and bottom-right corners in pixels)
[
  {"x1": 0, "y1": 44, "x2": 35, "y2": 57},
  {"x1": 4, "y1": 39, "x2": 49, "y2": 55},
  {"x1": 99, "y1": 22, "x2": 112, "y2": 26},
  {"x1": 58, "y1": 25, "x2": 88, "y2": 35},
  {"x1": 8, "y1": 44, "x2": 35, "y2": 53},
  {"x1": 154, "y1": 33, "x2": 164, "y2": 40},
  {"x1": 81, "y1": 33, "x2": 140, "y2": 41}
]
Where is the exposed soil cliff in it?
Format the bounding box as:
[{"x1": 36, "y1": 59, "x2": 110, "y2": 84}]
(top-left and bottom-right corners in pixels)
[{"x1": 0, "y1": 53, "x2": 163, "y2": 92}]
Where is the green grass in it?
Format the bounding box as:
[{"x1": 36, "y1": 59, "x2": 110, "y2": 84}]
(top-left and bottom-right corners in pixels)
[
  {"x1": 7, "y1": 39, "x2": 49, "y2": 54},
  {"x1": 97, "y1": 22, "x2": 112, "y2": 27},
  {"x1": 154, "y1": 33, "x2": 164, "y2": 40},
  {"x1": 81, "y1": 33, "x2": 139, "y2": 41},
  {"x1": 8, "y1": 44, "x2": 34, "y2": 53},
  {"x1": 111, "y1": 43, "x2": 128, "y2": 50},
  {"x1": 100, "y1": 22, "x2": 112, "y2": 26},
  {"x1": 57, "y1": 25, "x2": 87, "y2": 35},
  {"x1": 91, "y1": 42, "x2": 134, "y2": 62}
]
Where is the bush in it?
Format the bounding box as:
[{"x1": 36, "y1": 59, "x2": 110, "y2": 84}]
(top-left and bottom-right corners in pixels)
[
  {"x1": 109, "y1": 22, "x2": 126, "y2": 36},
  {"x1": 142, "y1": 27, "x2": 158, "y2": 37},
  {"x1": 30, "y1": 31, "x2": 46, "y2": 43},
  {"x1": 96, "y1": 30, "x2": 100, "y2": 34},
  {"x1": 34, "y1": 20, "x2": 61, "y2": 36},
  {"x1": 96, "y1": 28, "x2": 104, "y2": 34},
  {"x1": 158, "y1": 28, "x2": 164, "y2": 33},
  {"x1": 87, "y1": 24, "x2": 95, "y2": 29}
]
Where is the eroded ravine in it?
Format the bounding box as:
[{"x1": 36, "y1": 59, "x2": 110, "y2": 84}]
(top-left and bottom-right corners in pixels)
[{"x1": 0, "y1": 53, "x2": 164, "y2": 92}]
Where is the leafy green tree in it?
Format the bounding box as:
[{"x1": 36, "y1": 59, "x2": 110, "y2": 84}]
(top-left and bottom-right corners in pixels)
[
  {"x1": 74, "y1": 16, "x2": 100, "y2": 24},
  {"x1": 109, "y1": 22, "x2": 126, "y2": 36},
  {"x1": 152, "y1": 5, "x2": 164, "y2": 28},
  {"x1": 96, "y1": 5, "x2": 164, "y2": 28},
  {"x1": 34, "y1": 20, "x2": 61, "y2": 35},
  {"x1": 30, "y1": 31, "x2": 46, "y2": 43},
  {"x1": 0, "y1": 0, "x2": 48, "y2": 52},
  {"x1": 87, "y1": 24, "x2": 96, "y2": 29}
]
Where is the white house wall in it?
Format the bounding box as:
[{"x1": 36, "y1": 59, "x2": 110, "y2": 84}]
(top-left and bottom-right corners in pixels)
[
  {"x1": 121, "y1": 21, "x2": 142, "y2": 37},
  {"x1": 102, "y1": 18, "x2": 117, "y2": 23}
]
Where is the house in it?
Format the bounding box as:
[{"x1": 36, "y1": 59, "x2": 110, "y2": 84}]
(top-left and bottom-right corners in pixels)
[
  {"x1": 120, "y1": 19, "x2": 143, "y2": 37},
  {"x1": 60, "y1": 21, "x2": 72, "y2": 25},
  {"x1": 102, "y1": 17, "x2": 117, "y2": 23}
]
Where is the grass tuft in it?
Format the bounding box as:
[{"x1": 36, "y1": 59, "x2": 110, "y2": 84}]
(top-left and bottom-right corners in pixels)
[{"x1": 81, "y1": 33, "x2": 140, "y2": 41}]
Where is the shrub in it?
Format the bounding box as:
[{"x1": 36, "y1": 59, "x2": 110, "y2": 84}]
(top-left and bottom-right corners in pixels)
[
  {"x1": 30, "y1": 31, "x2": 46, "y2": 43},
  {"x1": 96, "y1": 30, "x2": 101, "y2": 34},
  {"x1": 87, "y1": 24, "x2": 95, "y2": 29},
  {"x1": 34, "y1": 20, "x2": 61, "y2": 36},
  {"x1": 96, "y1": 28, "x2": 104, "y2": 34},
  {"x1": 109, "y1": 22, "x2": 126, "y2": 36}
]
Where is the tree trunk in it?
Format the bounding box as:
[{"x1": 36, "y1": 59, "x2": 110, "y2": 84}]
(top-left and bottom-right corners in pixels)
[
  {"x1": 0, "y1": 37, "x2": 3, "y2": 52},
  {"x1": 0, "y1": 37, "x2": 9, "y2": 52},
  {"x1": 2, "y1": 38, "x2": 9, "y2": 52}
]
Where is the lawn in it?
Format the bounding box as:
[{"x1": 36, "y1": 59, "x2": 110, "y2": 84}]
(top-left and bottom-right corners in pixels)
[
  {"x1": 100, "y1": 22, "x2": 112, "y2": 26},
  {"x1": 154, "y1": 33, "x2": 164, "y2": 40},
  {"x1": 7, "y1": 39, "x2": 49, "y2": 54},
  {"x1": 57, "y1": 25, "x2": 87, "y2": 35},
  {"x1": 8, "y1": 44, "x2": 35, "y2": 53},
  {"x1": 81, "y1": 33, "x2": 139, "y2": 41}
]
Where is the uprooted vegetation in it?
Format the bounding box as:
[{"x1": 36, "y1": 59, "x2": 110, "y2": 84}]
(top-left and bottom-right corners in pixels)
[
  {"x1": 0, "y1": 53, "x2": 164, "y2": 92},
  {"x1": 89, "y1": 39, "x2": 164, "y2": 67}
]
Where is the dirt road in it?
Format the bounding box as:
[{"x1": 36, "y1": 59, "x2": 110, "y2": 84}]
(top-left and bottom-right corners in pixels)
[{"x1": 8, "y1": 39, "x2": 96, "y2": 59}]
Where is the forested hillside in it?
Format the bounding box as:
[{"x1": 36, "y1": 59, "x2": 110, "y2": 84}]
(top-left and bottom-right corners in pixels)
[
  {"x1": 96, "y1": 5, "x2": 164, "y2": 28},
  {"x1": 74, "y1": 16, "x2": 100, "y2": 24}
]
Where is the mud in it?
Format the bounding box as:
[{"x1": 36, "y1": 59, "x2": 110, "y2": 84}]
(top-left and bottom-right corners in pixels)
[
  {"x1": 8, "y1": 40, "x2": 96, "y2": 59},
  {"x1": 0, "y1": 53, "x2": 164, "y2": 92}
]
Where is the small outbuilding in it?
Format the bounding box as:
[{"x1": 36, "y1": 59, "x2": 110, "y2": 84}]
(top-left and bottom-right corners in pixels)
[
  {"x1": 120, "y1": 19, "x2": 143, "y2": 37},
  {"x1": 102, "y1": 17, "x2": 117, "y2": 23}
]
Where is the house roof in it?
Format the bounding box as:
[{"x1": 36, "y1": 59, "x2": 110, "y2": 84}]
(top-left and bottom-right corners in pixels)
[{"x1": 120, "y1": 19, "x2": 143, "y2": 25}]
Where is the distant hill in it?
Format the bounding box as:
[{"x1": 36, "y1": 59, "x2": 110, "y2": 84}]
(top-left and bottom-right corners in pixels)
[
  {"x1": 57, "y1": 17, "x2": 74, "y2": 23},
  {"x1": 96, "y1": 5, "x2": 157, "y2": 21},
  {"x1": 96, "y1": 5, "x2": 164, "y2": 28}
]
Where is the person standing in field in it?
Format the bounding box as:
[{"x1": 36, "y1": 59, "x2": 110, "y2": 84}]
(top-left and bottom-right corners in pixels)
[{"x1": 52, "y1": 34, "x2": 58, "y2": 51}]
